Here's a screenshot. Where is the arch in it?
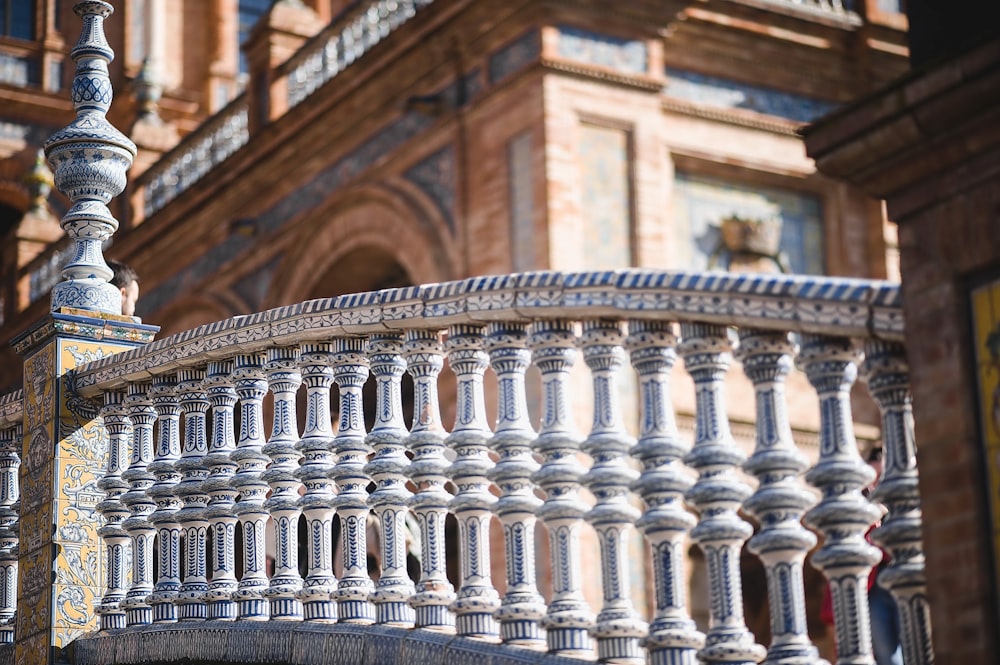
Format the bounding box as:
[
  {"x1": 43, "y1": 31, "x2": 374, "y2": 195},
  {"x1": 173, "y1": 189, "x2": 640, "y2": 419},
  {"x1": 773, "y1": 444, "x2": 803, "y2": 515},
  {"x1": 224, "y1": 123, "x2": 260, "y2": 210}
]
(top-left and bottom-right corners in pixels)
[{"x1": 266, "y1": 185, "x2": 458, "y2": 307}]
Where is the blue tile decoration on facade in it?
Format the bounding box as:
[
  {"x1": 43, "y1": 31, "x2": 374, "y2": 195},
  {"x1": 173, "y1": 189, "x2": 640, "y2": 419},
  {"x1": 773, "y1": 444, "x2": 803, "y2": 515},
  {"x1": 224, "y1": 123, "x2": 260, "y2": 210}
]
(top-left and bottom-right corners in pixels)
[
  {"x1": 663, "y1": 68, "x2": 838, "y2": 123},
  {"x1": 488, "y1": 30, "x2": 540, "y2": 84},
  {"x1": 404, "y1": 146, "x2": 456, "y2": 233},
  {"x1": 556, "y1": 26, "x2": 647, "y2": 75}
]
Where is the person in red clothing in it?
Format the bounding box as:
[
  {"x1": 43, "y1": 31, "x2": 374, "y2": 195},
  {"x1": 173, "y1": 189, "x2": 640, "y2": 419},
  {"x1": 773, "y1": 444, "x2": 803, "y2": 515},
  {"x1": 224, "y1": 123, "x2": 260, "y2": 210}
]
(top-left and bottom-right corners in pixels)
[{"x1": 819, "y1": 446, "x2": 902, "y2": 665}]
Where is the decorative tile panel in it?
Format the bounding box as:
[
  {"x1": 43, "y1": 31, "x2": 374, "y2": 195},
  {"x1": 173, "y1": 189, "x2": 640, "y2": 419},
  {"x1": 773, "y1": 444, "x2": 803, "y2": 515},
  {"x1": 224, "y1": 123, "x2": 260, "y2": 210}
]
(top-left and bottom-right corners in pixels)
[
  {"x1": 488, "y1": 30, "x2": 540, "y2": 84},
  {"x1": 404, "y1": 147, "x2": 456, "y2": 233},
  {"x1": 556, "y1": 26, "x2": 647, "y2": 74}
]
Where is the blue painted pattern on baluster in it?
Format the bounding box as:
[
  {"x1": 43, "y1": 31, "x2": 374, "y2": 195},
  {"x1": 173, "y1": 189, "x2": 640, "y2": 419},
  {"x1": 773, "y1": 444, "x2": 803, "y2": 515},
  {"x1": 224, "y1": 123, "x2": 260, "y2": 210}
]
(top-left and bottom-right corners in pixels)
[
  {"x1": 96, "y1": 390, "x2": 129, "y2": 631},
  {"x1": 863, "y1": 341, "x2": 934, "y2": 665},
  {"x1": 0, "y1": 425, "x2": 17, "y2": 643},
  {"x1": 121, "y1": 382, "x2": 156, "y2": 626},
  {"x1": 202, "y1": 360, "x2": 239, "y2": 621},
  {"x1": 295, "y1": 343, "x2": 339, "y2": 622},
  {"x1": 147, "y1": 374, "x2": 183, "y2": 624},
  {"x1": 365, "y1": 333, "x2": 416, "y2": 627},
  {"x1": 174, "y1": 368, "x2": 211, "y2": 622},
  {"x1": 404, "y1": 330, "x2": 456, "y2": 631},
  {"x1": 678, "y1": 322, "x2": 765, "y2": 665},
  {"x1": 485, "y1": 322, "x2": 545, "y2": 648},
  {"x1": 443, "y1": 325, "x2": 499, "y2": 639},
  {"x1": 262, "y1": 347, "x2": 305, "y2": 621},
  {"x1": 799, "y1": 335, "x2": 881, "y2": 665},
  {"x1": 579, "y1": 319, "x2": 647, "y2": 664},
  {"x1": 626, "y1": 321, "x2": 704, "y2": 665},
  {"x1": 737, "y1": 330, "x2": 820, "y2": 664},
  {"x1": 528, "y1": 320, "x2": 594, "y2": 656},
  {"x1": 330, "y1": 338, "x2": 376, "y2": 623},
  {"x1": 230, "y1": 353, "x2": 271, "y2": 621}
]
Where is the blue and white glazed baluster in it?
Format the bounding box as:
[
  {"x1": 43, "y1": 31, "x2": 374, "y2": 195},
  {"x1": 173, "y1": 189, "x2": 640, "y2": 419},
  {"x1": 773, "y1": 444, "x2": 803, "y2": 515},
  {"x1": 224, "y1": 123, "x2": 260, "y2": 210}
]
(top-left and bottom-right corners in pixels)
[
  {"x1": 203, "y1": 360, "x2": 240, "y2": 621},
  {"x1": 296, "y1": 343, "x2": 339, "y2": 622},
  {"x1": 365, "y1": 333, "x2": 416, "y2": 627},
  {"x1": 148, "y1": 374, "x2": 183, "y2": 624},
  {"x1": 444, "y1": 325, "x2": 499, "y2": 639},
  {"x1": 528, "y1": 320, "x2": 594, "y2": 656},
  {"x1": 799, "y1": 335, "x2": 881, "y2": 665},
  {"x1": 486, "y1": 322, "x2": 545, "y2": 648},
  {"x1": 330, "y1": 338, "x2": 376, "y2": 623},
  {"x1": 0, "y1": 425, "x2": 18, "y2": 643},
  {"x1": 580, "y1": 319, "x2": 647, "y2": 664},
  {"x1": 737, "y1": 330, "x2": 819, "y2": 664},
  {"x1": 174, "y1": 368, "x2": 210, "y2": 622},
  {"x1": 679, "y1": 323, "x2": 765, "y2": 665},
  {"x1": 404, "y1": 330, "x2": 456, "y2": 631},
  {"x1": 231, "y1": 352, "x2": 271, "y2": 621},
  {"x1": 97, "y1": 390, "x2": 130, "y2": 630},
  {"x1": 263, "y1": 346, "x2": 304, "y2": 621},
  {"x1": 626, "y1": 321, "x2": 703, "y2": 665},
  {"x1": 863, "y1": 341, "x2": 933, "y2": 665},
  {"x1": 122, "y1": 382, "x2": 156, "y2": 626}
]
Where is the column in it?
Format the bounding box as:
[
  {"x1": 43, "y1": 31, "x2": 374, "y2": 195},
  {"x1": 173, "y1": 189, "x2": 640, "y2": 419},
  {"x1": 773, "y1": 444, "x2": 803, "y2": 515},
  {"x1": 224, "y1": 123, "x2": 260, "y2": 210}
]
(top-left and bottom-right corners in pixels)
[
  {"x1": 96, "y1": 390, "x2": 130, "y2": 631},
  {"x1": 147, "y1": 374, "x2": 182, "y2": 624},
  {"x1": 365, "y1": 333, "x2": 416, "y2": 627},
  {"x1": 0, "y1": 425, "x2": 20, "y2": 644},
  {"x1": 444, "y1": 325, "x2": 499, "y2": 639},
  {"x1": 263, "y1": 346, "x2": 304, "y2": 621},
  {"x1": 627, "y1": 321, "x2": 703, "y2": 665},
  {"x1": 121, "y1": 383, "x2": 156, "y2": 627},
  {"x1": 678, "y1": 323, "x2": 764, "y2": 665},
  {"x1": 174, "y1": 368, "x2": 210, "y2": 621}
]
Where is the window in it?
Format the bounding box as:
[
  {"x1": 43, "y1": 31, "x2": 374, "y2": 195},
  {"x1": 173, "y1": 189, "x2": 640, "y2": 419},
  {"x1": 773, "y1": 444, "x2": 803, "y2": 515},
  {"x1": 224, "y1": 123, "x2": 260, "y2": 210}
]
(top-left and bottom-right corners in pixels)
[
  {"x1": 0, "y1": 0, "x2": 35, "y2": 40},
  {"x1": 238, "y1": 0, "x2": 274, "y2": 74}
]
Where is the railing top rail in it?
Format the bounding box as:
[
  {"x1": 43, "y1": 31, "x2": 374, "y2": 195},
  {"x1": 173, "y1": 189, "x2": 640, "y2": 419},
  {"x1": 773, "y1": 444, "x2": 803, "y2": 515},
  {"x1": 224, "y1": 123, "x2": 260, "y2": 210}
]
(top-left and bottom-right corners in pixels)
[
  {"x1": 0, "y1": 389, "x2": 23, "y2": 429},
  {"x1": 70, "y1": 269, "x2": 902, "y2": 396}
]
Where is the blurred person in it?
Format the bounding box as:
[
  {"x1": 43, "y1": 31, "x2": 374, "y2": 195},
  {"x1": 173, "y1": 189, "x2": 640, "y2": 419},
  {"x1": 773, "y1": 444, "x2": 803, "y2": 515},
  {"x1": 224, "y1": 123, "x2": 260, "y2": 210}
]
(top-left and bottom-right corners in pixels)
[{"x1": 108, "y1": 259, "x2": 139, "y2": 317}]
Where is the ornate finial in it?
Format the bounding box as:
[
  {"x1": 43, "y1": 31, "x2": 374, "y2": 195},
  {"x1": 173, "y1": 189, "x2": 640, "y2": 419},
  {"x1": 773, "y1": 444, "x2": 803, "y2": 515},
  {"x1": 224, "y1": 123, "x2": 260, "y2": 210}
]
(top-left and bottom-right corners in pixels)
[
  {"x1": 132, "y1": 56, "x2": 163, "y2": 124},
  {"x1": 43, "y1": 1, "x2": 137, "y2": 314},
  {"x1": 23, "y1": 150, "x2": 54, "y2": 214}
]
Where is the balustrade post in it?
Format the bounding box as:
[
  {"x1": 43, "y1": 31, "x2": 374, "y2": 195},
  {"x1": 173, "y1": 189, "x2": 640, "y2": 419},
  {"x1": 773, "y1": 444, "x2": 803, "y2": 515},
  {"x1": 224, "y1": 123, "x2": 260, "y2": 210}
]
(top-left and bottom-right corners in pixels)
[
  {"x1": 96, "y1": 390, "x2": 130, "y2": 630},
  {"x1": 737, "y1": 330, "x2": 819, "y2": 664},
  {"x1": 626, "y1": 321, "x2": 703, "y2": 665},
  {"x1": 148, "y1": 374, "x2": 183, "y2": 624},
  {"x1": 122, "y1": 382, "x2": 156, "y2": 627},
  {"x1": 0, "y1": 425, "x2": 20, "y2": 644},
  {"x1": 403, "y1": 330, "x2": 455, "y2": 631},
  {"x1": 862, "y1": 340, "x2": 934, "y2": 665},
  {"x1": 486, "y1": 322, "x2": 545, "y2": 648},
  {"x1": 331, "y1": 338, "x2": 375, "y2": 623},
  {"x1": 203, "y1": 360, "x2": 240, "y2": 621},
  {"x1": 579, "y1": 319, "x2": 647, "y2": 664},
  {"x1": 263, "y1": 346, "x2": 305, "y2": 621},
  {"x1": 175, "y1": 368, "x2": 210, "y2": 621},
  {"x1": 678, "y1": 322, "x2": 765, "y2": 665},
  {"x1": 444, "y1": 325, "x2": 499, "y2": 639},
  {"x1": 528, "y1": 320, "x2": 594, "y2": 656},
  {"x1": 296, "y1": 343, "x2": 338, "y2": 622},
  {"x1": 231, "y1": 352, "x2": 271, "y2": 621},
  {"x1": 365, "y1": 333, "x2": 416, "y2": 627},
  {"x1": 799, "y1": 335, "x2": 881, "y2": 665}
]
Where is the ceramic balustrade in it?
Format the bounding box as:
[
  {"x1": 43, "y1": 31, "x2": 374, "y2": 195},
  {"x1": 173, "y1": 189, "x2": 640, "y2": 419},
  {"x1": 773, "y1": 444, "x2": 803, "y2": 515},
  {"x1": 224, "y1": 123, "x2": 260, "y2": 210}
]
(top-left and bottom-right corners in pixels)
[
  {"x1": 57, "y1": 270, "x2": 929, "y2": 665},
  {"x1": 0, "y1": 424, "x2": 19, "y2": 644}
]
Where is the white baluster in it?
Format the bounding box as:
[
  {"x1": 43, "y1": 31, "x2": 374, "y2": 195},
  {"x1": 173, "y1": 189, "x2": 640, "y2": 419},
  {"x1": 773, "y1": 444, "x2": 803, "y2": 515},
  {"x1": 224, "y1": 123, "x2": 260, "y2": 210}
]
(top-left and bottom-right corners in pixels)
[
  {"x1": 626, "y1": 321, "x2": 703, "y2": 665},
  {"x1": 486, "y1": 322, "x2": 545, "y2": 648},
  {"x1": 296, "y1": 343, "x2": 338, "y2": 622},
  {"x1": 444, "y1": 324, "x2": 499, "y2": 639},
  {"x1": 175, "y1": 368, "x2": 210, "y2": 621},
  {"x1": 404, "y1": 330, "x2": 456, "y2": 631},
  {"x1": 529, "y1": 320, "x2": 594, "y2": 656},
  {"x1": 0, "y1": 425, "x2": 20, "y2": 643},
  {"x1": 678, "y1": 322, "x2": 764, "y2": 665},
  {"x1": 203, "y1": 360, "x2": 240, "y2": 621},
  {"x1": 263, "y1": 346, "x2": 304, "y2": 621},
  {"x1": 738, "y1": 330, "x2": 819, "y2": 664},
  {"x1": 122, "y1": 382, "x2": 156, "y2": 626},
  {"x1": 148, "y1": 374, "x2": 182, "y2": 624},
  {"x1": 863, "y1": 340, "x2": 934, "y2": 665},
  {"x1": 580, "y1": 319, "x2": 647, "y2": 664},
  {"x1": 799, "y1": 335, "x2": 881, "y2": 665},
  {"x1": 97, "y1": 390, "x2": 130, "y2": 630},
  {"x1": 331, "y1": 338, "x2": 375, "y2": 623},
  {"x1": 231, "y1": 352, "x2": 271, "y2": 621},
  {"x1": 365, "y1": 333, "x2": 416, "y2": 627}
]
